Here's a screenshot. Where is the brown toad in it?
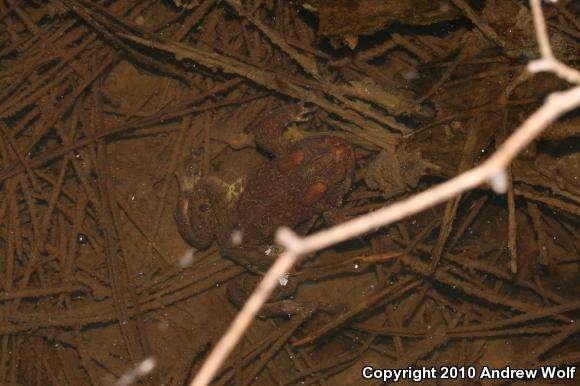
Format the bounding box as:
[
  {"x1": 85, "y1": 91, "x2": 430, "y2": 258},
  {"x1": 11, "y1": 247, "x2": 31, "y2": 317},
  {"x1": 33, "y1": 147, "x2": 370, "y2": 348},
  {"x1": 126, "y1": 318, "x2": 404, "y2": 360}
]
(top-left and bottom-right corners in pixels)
[{"x1": 176, "y1": 104, "x2": 355, "y2": 316}]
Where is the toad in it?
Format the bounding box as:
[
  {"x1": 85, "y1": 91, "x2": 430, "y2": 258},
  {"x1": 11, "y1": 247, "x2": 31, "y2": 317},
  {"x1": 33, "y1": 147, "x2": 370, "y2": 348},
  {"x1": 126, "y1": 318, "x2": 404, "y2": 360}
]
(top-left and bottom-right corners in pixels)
[{"x1": 176, "y1": 104, "x2": 355, "y2": 316}]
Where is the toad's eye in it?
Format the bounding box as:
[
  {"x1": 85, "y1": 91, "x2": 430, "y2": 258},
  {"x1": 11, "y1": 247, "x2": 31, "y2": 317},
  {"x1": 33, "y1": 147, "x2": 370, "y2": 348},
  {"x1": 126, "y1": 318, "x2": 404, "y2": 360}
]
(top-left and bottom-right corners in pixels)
[{"x1": 198, "y1": 203, "x2": 211, "y2": 212}]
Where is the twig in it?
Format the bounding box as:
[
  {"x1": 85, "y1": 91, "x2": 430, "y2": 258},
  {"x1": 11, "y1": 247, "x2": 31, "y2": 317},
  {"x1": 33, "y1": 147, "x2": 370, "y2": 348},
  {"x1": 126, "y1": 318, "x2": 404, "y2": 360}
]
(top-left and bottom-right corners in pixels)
[
  {"x1": 224, "y1": 0, "x2": 320, "y2": 80},
  {"x1": 507, "y1": 167, "x2": 519, "y2": 273},
  {"x1": 450, "y1": 0, "x2": 507, "y2": 50},
  {"x1": 190, "y1": 1, "x2": 580, "y2": 384}
]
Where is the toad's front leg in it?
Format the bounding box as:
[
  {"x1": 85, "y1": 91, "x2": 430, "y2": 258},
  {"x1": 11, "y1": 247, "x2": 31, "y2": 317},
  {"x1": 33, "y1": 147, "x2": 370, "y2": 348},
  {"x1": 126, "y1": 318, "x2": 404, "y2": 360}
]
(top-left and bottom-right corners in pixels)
[{"x1": 220, "y1": 243, "x2": 305, "y2": 317}]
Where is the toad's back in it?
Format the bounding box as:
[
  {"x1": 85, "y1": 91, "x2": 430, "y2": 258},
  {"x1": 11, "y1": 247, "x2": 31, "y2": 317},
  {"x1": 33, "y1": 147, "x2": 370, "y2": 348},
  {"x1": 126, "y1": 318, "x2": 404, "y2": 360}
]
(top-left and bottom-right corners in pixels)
[{"x1": 234, "y1": 135, "x2": 355, "y2": 246}]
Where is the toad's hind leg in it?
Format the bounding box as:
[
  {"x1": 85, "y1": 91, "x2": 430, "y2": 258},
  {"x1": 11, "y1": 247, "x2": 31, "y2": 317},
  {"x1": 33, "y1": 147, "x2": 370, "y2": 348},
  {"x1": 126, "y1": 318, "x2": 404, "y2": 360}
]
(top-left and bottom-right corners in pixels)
[
  {"x1": 226, "y1": 273, "x2": 303, "y2": 317},
  {"x1": 175, "y1": 175, "x2": 237, "y2": 249},
  {"x1": 175, "y1": 177, "x2": 216, "y2": 248}
]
